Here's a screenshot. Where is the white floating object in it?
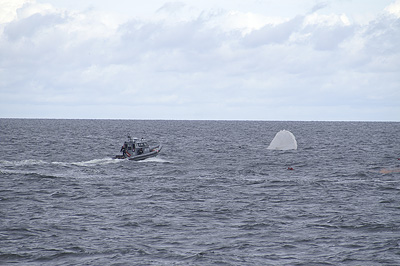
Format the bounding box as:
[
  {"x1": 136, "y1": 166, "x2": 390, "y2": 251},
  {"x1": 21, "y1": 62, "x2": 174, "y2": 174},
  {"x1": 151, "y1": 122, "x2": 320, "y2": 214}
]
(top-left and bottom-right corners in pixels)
[{"x1": 267, "y1": 130, "x2": 297, "y2": 150}]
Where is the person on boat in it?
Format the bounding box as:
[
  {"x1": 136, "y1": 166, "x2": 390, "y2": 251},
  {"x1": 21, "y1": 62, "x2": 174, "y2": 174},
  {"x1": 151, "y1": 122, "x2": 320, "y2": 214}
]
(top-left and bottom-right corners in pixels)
[{"x1": 120, "y1": 145, "x2": 126, "y2": 157}]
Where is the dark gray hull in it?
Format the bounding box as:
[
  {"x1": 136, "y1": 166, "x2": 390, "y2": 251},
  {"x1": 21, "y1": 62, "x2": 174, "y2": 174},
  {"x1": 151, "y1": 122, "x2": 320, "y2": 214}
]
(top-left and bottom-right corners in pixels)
[{"x1": 115, "y1": 145, "x2": 162, "y2": 161}]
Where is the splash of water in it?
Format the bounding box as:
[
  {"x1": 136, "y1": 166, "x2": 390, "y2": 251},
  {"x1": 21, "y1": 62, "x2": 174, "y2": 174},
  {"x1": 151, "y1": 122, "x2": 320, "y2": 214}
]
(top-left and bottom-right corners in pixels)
[{"x1": 267, "y1": 130, "x2": 298, "y2": 150}]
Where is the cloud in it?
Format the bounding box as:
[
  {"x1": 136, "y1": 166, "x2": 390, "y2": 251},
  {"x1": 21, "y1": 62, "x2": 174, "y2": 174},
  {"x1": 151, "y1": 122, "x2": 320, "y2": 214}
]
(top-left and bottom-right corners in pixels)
[
  {"x1": 243, "y1": 15, "x2": 304, "y2": 46},
  {"x1": 4, "y1": 13, "x2": 66, "y2": 41},
  {"x1": 310, "y1": 2, "x2": 328, "y2": 14},
  {"x1": 385, "y1": 0, "x2": 400, "y2": 17},
  {"x1": 0, "y1": 0, "x2": 399, "y2": 120},
  {"x1": 157, "y1": 1, "x2": 186, "y2": 14},
  {"x1": 306, "y1": 24, "x2": 355, "y2": 51},
  {"x1": 0, "y1": 0, "x2": 29, "y2": 23}
]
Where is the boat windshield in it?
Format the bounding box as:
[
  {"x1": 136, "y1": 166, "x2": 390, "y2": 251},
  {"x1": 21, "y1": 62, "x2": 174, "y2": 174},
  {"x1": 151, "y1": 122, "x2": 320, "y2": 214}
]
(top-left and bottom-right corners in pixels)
[{"x1": 136, "y1": 142, "x2": 148, "y2": 147}]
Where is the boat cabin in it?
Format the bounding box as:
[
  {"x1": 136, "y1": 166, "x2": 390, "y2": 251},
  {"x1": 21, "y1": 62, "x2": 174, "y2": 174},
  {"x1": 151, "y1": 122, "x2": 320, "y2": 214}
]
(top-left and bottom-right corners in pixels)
[{"x1": 122, "y1": 136, "x2": 150, "y2": 156}]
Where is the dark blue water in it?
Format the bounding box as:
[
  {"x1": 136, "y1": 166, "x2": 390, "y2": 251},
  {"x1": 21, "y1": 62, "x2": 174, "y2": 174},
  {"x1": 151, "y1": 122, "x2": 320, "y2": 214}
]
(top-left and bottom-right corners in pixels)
[{"x1": 1, "y1": 119, "x2": 400, "y2": 265}]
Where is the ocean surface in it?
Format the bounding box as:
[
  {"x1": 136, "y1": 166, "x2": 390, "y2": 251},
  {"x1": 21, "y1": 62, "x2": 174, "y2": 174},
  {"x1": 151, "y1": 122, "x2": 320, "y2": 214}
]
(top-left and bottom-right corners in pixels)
[{"x1": 1, "y1": 119, "x2": 399, "y2": 265}]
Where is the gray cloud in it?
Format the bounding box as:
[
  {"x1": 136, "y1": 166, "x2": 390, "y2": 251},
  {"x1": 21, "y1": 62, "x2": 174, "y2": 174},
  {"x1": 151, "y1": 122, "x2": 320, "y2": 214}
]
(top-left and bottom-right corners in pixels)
[
  {"x1": 4, "y1": 13, "x2": 65, "y2": 41},
  {"x1": 306, "y1": 24, "x2": 355, "y2": 50},
  {"x1": 310, "y1": 2, "x2": 328, "y2": 14}
]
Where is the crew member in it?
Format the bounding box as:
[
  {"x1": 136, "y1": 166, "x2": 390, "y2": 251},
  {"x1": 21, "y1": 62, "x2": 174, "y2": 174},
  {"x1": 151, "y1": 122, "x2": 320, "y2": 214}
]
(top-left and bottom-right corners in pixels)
[{"x1": 121, "y1": 145, "x2": 126, "y2": 157}]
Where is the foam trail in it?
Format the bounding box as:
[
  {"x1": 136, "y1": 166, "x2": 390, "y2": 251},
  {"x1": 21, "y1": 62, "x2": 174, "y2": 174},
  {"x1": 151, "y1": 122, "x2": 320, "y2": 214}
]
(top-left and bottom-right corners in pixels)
[
  {"x1": 0, "y1": 159, "x2": 48, "y2": 167},
  {"x1": 49, "y1": 158, "x2": 121, "y2": 167},
  {"x1": 71, "y1": 158, "x2": 121, "y2": 167},
  {"x1": 139, "y1": 157, "x2": 171, "y2": 163},
  {"x1": 267, "y1": 130, "x2": 298, "y2": 150}
]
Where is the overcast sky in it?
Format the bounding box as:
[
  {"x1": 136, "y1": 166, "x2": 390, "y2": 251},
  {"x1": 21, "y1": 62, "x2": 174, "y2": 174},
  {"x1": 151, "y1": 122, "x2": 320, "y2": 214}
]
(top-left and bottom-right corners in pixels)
[{"x1": 1, "y1": 0, "x2": 399, "y2": 121}]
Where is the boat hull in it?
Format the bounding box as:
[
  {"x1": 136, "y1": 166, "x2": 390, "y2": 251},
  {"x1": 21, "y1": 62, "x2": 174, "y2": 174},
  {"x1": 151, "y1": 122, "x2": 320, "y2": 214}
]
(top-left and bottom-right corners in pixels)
[{"x1": 115, "y1": 145, "x2": 162, "y2": 161}]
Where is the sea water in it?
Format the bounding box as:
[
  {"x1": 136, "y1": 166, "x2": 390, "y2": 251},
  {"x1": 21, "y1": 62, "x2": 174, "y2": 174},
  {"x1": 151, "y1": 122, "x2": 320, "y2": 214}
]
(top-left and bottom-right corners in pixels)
[{"x1": 1, "y1": 119, "x2": 400, "y2": 265}]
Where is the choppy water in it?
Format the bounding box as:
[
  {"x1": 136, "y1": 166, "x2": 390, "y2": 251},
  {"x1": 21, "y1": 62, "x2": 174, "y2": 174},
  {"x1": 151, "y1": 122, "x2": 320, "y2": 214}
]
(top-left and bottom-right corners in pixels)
[{"x1": 1, "y1": 119, "x2": 400, "y2": 265}]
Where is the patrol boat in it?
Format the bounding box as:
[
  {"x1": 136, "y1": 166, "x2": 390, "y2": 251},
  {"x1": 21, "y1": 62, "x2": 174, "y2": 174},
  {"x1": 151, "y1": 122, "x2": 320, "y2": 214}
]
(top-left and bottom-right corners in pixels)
[{"x1": 115, "y1": 136, "x2": 162, "y2": 161}]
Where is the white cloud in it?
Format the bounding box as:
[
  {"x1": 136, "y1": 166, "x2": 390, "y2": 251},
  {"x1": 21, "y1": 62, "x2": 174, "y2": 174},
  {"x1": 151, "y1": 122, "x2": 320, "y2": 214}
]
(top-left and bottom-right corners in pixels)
[
  {"x1": 218, "y1": 11, "x2": 288, "y2": 34},
  {"x1": 157, "y1": 1, "x2": 186, "y2": 14},
  {"x1": 0, "y1": 0, "x2": 32, "y2": 24},
  {"x1": 243, "y1": 15, "x2": 304, "y2": 46},
  {"x1": 0, "y1": 0, "x2": 399, "y2": 121},
  {"x1": 304, "y1": 13, "x2": 352, "y2": 27},
  {"x1": 385, "y1": 0, "x2": 400, "y2": 17}
]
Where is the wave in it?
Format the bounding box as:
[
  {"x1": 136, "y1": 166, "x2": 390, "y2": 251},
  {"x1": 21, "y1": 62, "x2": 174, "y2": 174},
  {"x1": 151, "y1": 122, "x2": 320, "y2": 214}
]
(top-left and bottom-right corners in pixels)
[{"x1": 0, "y1": 169, "x2": 61, "y2": 179}]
